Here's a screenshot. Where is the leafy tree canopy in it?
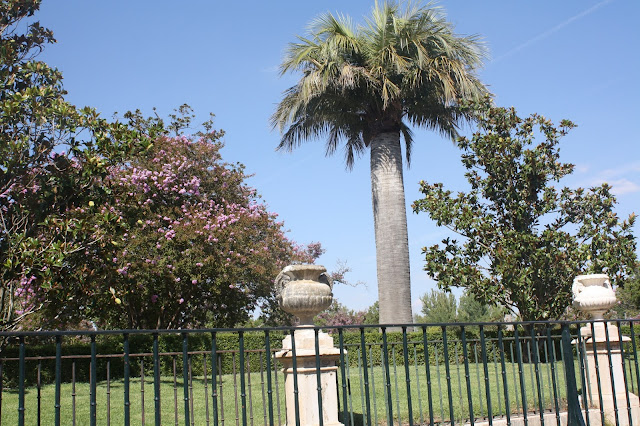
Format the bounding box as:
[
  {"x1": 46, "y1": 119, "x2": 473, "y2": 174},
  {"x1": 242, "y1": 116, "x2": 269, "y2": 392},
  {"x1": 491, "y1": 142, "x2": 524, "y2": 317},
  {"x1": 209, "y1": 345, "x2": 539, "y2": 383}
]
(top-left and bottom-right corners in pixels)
[
  {"x1": 413, "y1": 99, "x2": 637, "y2": 321},
  {"x1": 1, "y1": 0, "x2": 146, "y2": 330}
]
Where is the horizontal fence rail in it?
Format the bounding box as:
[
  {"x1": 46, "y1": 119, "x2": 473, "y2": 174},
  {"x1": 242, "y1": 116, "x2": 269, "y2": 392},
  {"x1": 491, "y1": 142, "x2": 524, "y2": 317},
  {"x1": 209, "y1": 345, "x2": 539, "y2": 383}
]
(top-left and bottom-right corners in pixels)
[{"x1": 0, "y1": 320, "x2": 638, "y2": 425}]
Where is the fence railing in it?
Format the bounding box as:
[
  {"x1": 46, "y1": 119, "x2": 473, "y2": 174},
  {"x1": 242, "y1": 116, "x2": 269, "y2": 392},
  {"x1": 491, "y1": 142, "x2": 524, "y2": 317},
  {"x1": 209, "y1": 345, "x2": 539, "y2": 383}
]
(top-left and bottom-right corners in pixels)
[{"x1": 0, "y1": 320, "x2": 638, "y2": 425}]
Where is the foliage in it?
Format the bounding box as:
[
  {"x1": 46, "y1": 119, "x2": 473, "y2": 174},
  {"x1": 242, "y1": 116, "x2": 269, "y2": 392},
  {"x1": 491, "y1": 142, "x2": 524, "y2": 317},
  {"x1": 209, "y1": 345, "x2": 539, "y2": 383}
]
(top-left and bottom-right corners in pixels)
[
  {"x1": 413, "y1": 100, "x2": 637, "y2": 321},
  {"x1": 0, "y1": 0, "x2": 144, "y2": 331},
  {"x1": 271, "y1": 0, "x2": 487, "y2": 167},
  {"x1": 416, "y1": 289, "x2": 457, "y2": 323},
  {"x1": 415, "y1": 289, "x2": 504, "y2": 324},
  {"x1": 613, "y1": 268, "x2": 640, "y2": 319},
  {"x1": 272, "y1": 0, "x2": 488, "y2": 325},
  {"x1": 314, "y1": 299, "x2": 367, "y2": 329},
  {"x1": 33, "y1": 132, "x2": 320, "y2": 330}
]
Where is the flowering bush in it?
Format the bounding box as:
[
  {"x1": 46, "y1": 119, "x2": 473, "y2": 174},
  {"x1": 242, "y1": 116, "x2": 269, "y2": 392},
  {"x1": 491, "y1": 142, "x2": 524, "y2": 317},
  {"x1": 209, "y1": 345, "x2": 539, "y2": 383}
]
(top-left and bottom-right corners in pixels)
[{"x1": 39, "y1": 133, "x2": 318, "y2": 329}]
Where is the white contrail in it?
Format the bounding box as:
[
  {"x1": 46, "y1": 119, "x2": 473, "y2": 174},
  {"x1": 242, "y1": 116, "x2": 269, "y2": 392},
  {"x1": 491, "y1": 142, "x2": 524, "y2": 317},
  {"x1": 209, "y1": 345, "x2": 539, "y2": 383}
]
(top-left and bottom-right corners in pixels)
[{"x1": 492, "y1": 0, "x2": 614, "y2": 63}]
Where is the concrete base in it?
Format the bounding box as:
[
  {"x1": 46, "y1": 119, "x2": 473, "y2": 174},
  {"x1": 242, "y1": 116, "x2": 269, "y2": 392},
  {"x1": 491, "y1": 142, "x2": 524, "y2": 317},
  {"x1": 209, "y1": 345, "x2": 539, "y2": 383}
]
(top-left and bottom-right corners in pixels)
[
  {"x1": 276, "y1": 328, "x2": 344, "y2": 426},
  {"x1": 581, "y1": 322, "x2": 640, "y2": 426}
]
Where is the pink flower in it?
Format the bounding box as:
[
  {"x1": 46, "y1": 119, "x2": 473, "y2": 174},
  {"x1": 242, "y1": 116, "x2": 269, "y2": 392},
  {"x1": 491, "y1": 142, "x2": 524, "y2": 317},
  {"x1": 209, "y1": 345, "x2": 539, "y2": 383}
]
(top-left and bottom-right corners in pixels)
[
  {"x1": 179, "y1": 298, "x2": 184, "y2": 304},
  {"x1": 151, "y1": 295, "x2": 159, "y2": 303},
  {"x1": 192, "y1": 279, "x2": 197, "y2": 285}
]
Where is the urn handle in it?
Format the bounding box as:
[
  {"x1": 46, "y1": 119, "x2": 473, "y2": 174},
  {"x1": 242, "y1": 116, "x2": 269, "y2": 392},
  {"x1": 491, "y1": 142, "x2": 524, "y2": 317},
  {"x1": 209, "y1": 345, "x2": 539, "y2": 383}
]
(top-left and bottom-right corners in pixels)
[
  {"x1": 275, "y1": 269, "x2": 295, "y2": 302},
  {"x1": 319, "y1": 272, "x2": 333, "y2": 290}
]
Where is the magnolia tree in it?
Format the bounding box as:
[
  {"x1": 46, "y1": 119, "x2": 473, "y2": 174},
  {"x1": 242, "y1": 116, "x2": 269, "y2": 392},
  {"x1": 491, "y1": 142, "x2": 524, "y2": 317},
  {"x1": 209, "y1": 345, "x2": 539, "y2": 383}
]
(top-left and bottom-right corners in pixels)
[
  {"x1": 413, "y1": 100, "x2": 637, "y2": 321},
  {"x1": 34, "y1": 132, "x2": 319, "y2": 329}
]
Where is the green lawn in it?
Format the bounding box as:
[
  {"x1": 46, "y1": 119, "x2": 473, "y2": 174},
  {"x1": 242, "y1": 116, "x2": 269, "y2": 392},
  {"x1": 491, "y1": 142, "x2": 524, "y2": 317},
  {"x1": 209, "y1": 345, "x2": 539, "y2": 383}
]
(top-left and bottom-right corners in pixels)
[{"x1": 0, "y1": 357, "x2": 573, "y2": 425}]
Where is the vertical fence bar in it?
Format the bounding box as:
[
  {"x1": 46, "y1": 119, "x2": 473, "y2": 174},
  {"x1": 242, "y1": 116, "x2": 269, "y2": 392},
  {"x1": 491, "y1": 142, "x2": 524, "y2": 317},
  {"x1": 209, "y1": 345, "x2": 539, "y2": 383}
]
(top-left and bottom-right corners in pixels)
[
  {"x1": 153, "y1": 333, "x2": 161, "y2": 426},
  {"x1": 545, "y1": 326, "x2": 561, "y2": 426},
  {"x1": 576, "y1": 329, "x2": 591, "y2": 426},
  {"x1": 0, "y1": 360, "x2": 3, "y2": 423},
  {"x1": 369, "y1": 346, "x2": 379, "y2": 426},
  {"x1": 617, "y1": 320, "x2": 634, "y2": 426},
  {"x1": 529, "y1": 326, "x2": 543, "y2": 424},
  {"x1": 124, "y1": 333, "x2": 131, "y2": 426},
  {"x1": 454, "y1": 342, "x2": 465, "y2": 421},
  {"x1": 381, "y1": 327, "x2": 394, "y2": 426},
  {"x1": 55, "y1": 335, "x2": 62, "y2": 426},
  {"x1": 259, "y1": 353, "x2": 267, "y2": 425},
  {"x1": 392, "y1": 345, "x2": 401, "y2": 425},
  {"x1": 233, "y1": 352, "x2": 239, "y2": 424},
  {"x1": 435, "y1": 341, "x2": 445, "y2": 423},
  {"x1": 510, "y1": 341, "x2": 521, "y2": 415},
  {"x1": 461, "y1": 327, "x2": 474, "y2": 425},
  {"x1": 360, "y1": 328, "x2": 372, "y2": 426},
  {"x1": 514, "y1": 327, "x2": 528, "y2": 423},
  {"x1": 173, "y1": 356, "x2": 179, "y2": 426},
  {"x1": 492, "y1": 342, "x2": 503, "y2": 417},
  {"x1": 246, "y1": 353, "x2": 254, "y2": 426},
  {"x1": 630, "y1": 322, "x2": 640, "y2": 396},
  {"x1": 290, "y1": 329, "x2": 301, "y2": 426},
  {"x1": 218, "y1": 356, "x2": 226, "y2": 426},
  {"x1": 561, "y1": 323, "x2": 586, "y2": 426},
  {"x1": 107, "y1": 360, "x2": 111, "y2": 426},
  {"x1": 238, "y1": 331, "x2": 248, "y2": 426},
  {"x1": 473, "y1": 342, "x2": 484, "y2": 418},
  {"x1": 203, "y1": 356, "x2": 210, "y2": 426},
  {"x1": 18, "y1": 336, "x2": 25, "y2": 426},
  {"x1": 189, "y1": 358, "x2": 195, "y2": 425},
  {"x1": 211, "y1": 332, "x2": 219, "y2": 426},
  {"x1": 480, "y1": 325, "x2": 493, "y2": 425},
  {"x1": 589, "y1": 322, "x2": 605, "y2": 426},
  {"x1": 72, "y1": 361, "x2": 77, "y2": 426},
  {"x1": 272, "y1": 351, "x2": 281, "y2": 425},
  {"x1": 345, "y1": 349, "x2": 356, "y2": 426},
  {"x1": 603, "y1": 321, "x2": 620, "y2": 426},
  {"x1": 422, "y1": 326, "x2": 435, "y2": 426},
  {"x1": 497, "y1": 327, "x2": 511, "y2": 425},
  {"x1": 337, "y1": 329, "x2": 350, "y2": 426},
  {"x1": 442, "y1": 326, "x2": 455, "y2": 425},
  {"x1": 141, "y1": 359, "x2": 146, "y2": 425},
  {"x1": 37, "y1": 361, "x2": 41, "y2": 426},
  {"x1": 90, "y1": 335, "x2": 97, "y2": 426},
  {"x1": 402, "y1": 326, "x2": 414, "y2": 426},
  {"x1": 182, "y1": 333, "x2": 191, "y2": 426},
  {"x1": 413, "y1": 345, "x2": 424, "y2": 425},
  {"x1": 264, "y1": 331, "x2": 274, "y2": 426},
  {"x1": 314, "y1": 328, "x2": 324, "y2": 426}
]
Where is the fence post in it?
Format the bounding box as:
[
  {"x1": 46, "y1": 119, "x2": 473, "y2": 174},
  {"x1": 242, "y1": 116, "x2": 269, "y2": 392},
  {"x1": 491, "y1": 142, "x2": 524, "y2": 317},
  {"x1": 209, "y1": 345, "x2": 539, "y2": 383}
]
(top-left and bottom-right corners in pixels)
[{"x1": 561, "y1": 322, "x2": 586, "y2": 426}]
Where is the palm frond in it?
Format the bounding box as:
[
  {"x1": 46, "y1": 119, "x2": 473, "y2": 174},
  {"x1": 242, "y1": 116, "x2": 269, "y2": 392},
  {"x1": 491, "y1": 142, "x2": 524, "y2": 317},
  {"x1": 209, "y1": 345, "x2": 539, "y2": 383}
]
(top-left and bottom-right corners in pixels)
[{"x1": 273, "y1": 0, "x2": 489, "y2": 167}]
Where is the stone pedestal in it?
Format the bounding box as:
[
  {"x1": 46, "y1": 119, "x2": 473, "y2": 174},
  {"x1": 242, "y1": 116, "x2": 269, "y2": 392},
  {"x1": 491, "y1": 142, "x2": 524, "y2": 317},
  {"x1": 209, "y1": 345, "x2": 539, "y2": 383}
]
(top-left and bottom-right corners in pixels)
[
  {"x1": 583, "y1": 323, "x2": 640, "y2": 426},
  {"x1": 572, "y1": 274, "x2": 640, "y2": 426},
  {"x1": 276, "y1": 328, "x2": 343, "y2": 426}
]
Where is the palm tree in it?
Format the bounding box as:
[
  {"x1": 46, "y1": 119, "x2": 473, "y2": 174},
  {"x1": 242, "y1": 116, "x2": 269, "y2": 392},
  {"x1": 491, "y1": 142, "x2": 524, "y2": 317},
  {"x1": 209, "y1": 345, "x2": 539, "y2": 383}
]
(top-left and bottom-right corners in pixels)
[{"x1": 272, "y1": 1, "x2": 488, "y2": 325}]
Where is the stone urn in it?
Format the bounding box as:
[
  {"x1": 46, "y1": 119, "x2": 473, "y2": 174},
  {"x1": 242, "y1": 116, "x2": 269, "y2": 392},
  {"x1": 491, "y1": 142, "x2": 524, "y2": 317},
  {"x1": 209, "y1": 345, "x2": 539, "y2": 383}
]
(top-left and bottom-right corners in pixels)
[
  {"x1": 275, "y1": 264, "x2": 344, "y2": 426},
  {"x1": 275, "y1": 264, "x2": 333, "y2": 326},
  {"x1": 572, "y1": 273, "x2": 617, "y2": 320}
]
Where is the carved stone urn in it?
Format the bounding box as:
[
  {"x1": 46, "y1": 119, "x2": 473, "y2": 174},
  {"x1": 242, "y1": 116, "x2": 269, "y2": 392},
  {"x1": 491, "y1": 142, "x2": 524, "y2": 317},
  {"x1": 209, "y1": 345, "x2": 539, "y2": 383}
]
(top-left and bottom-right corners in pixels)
[
  {"x1": 572, "y1": 274, "x2": 617, "y2": 321},
  {"x1": 571, "y1": 274, "x2": 640, "y2": 425},
  {"x1": 275, "y1": 264, "x2": 333, "y2": 326},
  {"x1": 275, "y1": 264, "x2": 344, "y2": 426}
]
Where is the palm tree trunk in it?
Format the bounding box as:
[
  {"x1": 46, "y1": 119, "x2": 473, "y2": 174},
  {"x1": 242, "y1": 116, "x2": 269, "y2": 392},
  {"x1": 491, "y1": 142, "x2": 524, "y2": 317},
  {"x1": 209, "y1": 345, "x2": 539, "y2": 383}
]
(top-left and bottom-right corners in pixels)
[{"x1": 370, "y1": 132, "x2": 413, "y2": 327}]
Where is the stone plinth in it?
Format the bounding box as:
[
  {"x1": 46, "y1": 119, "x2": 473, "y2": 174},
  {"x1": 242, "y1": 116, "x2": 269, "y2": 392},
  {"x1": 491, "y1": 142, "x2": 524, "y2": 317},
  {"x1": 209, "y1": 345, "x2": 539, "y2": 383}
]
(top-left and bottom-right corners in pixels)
[
  {"x1": 582, "y1": 323, "x2": 640, "y2": 426},
  {"x1": 572, "y1": 274, "x2": 640, "y2": 426},
  {"x1": 276, "y1": 328, "x2": 343, "y2": 426}
]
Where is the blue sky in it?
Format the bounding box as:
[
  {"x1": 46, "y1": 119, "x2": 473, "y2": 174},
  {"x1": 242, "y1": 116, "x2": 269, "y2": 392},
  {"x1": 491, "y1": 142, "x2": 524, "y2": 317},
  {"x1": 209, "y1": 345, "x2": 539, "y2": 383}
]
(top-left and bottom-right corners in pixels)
[{"x1": 36, "y1": 1, "x2": 639, "y2": 314}]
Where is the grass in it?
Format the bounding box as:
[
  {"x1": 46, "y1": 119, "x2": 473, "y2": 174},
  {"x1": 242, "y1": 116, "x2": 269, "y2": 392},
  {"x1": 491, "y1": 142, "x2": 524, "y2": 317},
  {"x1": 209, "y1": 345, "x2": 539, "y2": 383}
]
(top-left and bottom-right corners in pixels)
[{"x1": 0, "y1": 356, "x2": 573, "y2": 426}]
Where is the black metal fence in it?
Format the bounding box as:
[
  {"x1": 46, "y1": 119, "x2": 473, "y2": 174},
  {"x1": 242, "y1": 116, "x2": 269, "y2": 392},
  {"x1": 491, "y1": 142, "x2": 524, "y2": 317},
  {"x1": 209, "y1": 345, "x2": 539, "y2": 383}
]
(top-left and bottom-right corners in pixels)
[{"x1": 0, "y1": 320, "x2": 638, "y2": 425}]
